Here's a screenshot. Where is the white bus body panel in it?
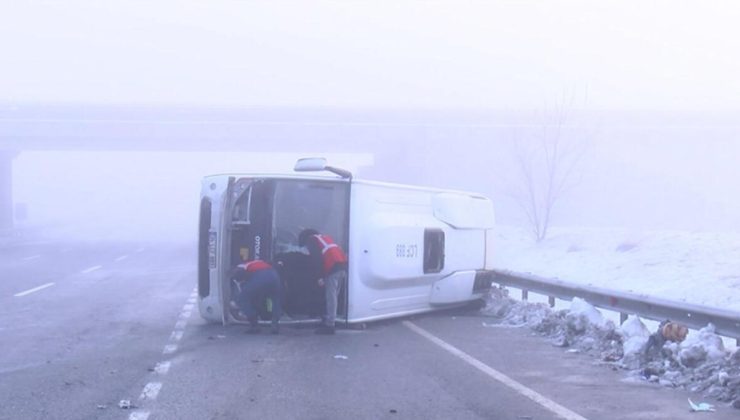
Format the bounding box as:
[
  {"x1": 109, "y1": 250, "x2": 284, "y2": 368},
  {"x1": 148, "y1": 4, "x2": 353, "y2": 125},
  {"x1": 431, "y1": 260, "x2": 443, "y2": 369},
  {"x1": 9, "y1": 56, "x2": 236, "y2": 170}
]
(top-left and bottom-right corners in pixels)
[
  {"x1": 198, "y1": 174, "x2": 496, "y2": 325},
  {"x1": 346, "y1": 180, "x2": 493, "y2": 323}
]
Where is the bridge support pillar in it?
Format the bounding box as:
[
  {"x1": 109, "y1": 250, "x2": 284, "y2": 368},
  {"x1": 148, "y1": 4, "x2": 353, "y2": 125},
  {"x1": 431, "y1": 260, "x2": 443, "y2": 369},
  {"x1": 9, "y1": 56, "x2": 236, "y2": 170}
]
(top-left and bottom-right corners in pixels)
[{"x1": 0, "y1": 151, "x2": 16, "y2": 231}]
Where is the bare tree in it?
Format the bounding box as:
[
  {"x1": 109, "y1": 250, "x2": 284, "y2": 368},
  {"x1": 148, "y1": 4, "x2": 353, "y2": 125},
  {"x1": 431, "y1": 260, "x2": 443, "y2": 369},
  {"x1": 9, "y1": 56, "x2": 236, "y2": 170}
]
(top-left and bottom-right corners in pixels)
[{"x1": 509, "y1": 92, "x2": 590, "y2": 242}]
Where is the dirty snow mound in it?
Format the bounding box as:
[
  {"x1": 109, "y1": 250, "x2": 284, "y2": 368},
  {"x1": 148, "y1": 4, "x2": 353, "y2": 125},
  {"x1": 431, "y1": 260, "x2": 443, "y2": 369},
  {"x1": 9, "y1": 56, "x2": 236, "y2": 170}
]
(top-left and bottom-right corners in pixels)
[{"x1": 483, "y1": 288, "x2": 740, "y2": 407}]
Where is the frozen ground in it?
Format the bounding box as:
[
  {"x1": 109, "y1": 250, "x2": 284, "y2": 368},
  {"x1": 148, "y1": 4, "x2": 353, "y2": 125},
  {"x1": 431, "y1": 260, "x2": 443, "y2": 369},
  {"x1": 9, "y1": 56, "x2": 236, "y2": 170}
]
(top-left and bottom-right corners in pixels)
[
  {"x1": 488, "y1": 226, "x2": 740, "y2": 408},
  {"x1": 492, "y1": 226, "x2": 740, "y2": 312}
]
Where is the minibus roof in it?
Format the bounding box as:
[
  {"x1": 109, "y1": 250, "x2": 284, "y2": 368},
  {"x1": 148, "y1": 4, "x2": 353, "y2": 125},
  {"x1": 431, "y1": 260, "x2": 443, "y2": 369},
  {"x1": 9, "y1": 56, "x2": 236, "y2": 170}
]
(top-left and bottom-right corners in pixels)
[{"x1": 203, "y1": 173, "x2": 345, "y2": 182}]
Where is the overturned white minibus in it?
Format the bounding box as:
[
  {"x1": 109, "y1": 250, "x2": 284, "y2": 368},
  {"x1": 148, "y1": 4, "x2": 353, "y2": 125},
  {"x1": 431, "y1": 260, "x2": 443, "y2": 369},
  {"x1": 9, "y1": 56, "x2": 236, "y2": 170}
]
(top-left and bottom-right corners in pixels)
[{"x1": 197, "y1": 158, "x2": 495, "y2": 325}]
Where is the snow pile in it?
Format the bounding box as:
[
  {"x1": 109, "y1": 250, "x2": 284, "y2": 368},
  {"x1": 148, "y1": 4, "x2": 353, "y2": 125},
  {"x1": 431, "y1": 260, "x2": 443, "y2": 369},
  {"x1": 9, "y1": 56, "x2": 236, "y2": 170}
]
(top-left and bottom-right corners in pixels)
[
  {"x1": 619, "y1": 315, "x2": 651, "y2": 365},
  {"x1": 483, "y1": 290, "x2": 740, "y2": 406},
  {"x1": 484, "y1": 288, "x2": 622, "y2": 361}
]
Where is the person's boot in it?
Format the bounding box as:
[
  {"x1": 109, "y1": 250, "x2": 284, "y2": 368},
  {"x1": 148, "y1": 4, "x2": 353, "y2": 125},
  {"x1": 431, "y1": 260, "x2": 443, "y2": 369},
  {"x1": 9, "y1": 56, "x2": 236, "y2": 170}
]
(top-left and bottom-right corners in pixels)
[
  {"x1": 314, "y1": 324, "x2": 335, "y2": 335},
  {"x1": 246, "y1": 317, "x2": 260, "y2": 334}
]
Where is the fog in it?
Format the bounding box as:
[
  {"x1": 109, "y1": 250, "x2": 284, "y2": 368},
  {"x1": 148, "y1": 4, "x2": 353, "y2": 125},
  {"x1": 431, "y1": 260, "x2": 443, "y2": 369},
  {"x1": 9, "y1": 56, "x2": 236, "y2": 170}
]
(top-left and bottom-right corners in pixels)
[
  {"x1": 3, "y1": 1, "x2": 740, "y2": 242},
  {"x1": 3, "y1": 2, "x2": 740, "y2": 110},
  {"x1": 12, "y1": 132, "x2": 740, "y2": 243},
  {"x1": 13, "y1": 152, "x2": 372, "y2": 242}
]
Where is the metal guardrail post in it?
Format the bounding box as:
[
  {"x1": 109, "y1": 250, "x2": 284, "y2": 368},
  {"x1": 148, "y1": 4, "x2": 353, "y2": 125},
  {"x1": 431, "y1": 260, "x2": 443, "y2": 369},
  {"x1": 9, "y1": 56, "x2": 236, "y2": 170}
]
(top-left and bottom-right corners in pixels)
[
  {"x1": 521, "y1": 289, "x2": 528, "y2": 301},
  {"x1": 548, "y1": 296, "x2": 555, "y2": 308}
]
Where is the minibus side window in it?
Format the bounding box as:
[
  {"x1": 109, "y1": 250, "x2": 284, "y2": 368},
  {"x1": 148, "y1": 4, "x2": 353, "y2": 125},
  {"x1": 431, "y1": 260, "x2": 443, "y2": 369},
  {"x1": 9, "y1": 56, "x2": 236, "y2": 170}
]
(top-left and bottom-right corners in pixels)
[
  {"x1": 232, "y1": 185, "x2": 252, "y2": 224},
  {"x1": 272, "y1": 181, "x2": 349, "y2": 254},
  {"x1": 424, "y1": 229, "x2": 445, "y2": 274}
]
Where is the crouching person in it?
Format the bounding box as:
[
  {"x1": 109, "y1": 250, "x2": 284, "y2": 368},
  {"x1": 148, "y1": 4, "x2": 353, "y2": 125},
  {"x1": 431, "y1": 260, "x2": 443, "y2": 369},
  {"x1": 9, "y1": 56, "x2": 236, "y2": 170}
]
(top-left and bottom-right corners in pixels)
[{"x1": 232, "y1": 259, "x2": 283, "y2": 334}]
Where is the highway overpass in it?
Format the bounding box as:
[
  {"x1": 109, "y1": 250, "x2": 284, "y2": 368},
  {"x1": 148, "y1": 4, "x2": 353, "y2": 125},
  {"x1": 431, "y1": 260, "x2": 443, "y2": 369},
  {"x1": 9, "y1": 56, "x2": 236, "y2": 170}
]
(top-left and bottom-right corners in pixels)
[
  {"x1": 3, "y1": 103, "x2": 736, "y2": 231},
  {"x1": 0, "y1": 104, "x2": 516, "y2": 230}
]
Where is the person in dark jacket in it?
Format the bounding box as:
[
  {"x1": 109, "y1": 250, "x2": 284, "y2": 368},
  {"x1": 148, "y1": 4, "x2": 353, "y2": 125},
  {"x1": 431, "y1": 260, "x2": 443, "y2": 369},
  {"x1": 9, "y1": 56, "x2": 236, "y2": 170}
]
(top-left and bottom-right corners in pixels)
[
  {"x1": 299, "y1": 228, "x2": 348, "y2": 335},
  {"x1": 231, "y1": 259, "x2": 283, "y2": 334}
]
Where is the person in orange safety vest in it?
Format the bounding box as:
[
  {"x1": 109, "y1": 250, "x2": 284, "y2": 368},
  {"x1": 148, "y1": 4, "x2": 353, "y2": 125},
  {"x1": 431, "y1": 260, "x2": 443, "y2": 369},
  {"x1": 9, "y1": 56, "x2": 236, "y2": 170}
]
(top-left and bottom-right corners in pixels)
[
  {"x1": 231, "y1": 259, "x2": 283, "y2": 334},
  {"x1": 298, "y1": 228, "x2": 347, "y2": 335}
]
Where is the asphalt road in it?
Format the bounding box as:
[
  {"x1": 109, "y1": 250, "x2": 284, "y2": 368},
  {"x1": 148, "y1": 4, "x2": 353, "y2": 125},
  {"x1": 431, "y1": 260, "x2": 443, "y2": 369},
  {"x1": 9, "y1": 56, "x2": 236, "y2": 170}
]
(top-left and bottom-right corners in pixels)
[{"x1": 0, "y1": 237, "x2": 737, "y2": 420}]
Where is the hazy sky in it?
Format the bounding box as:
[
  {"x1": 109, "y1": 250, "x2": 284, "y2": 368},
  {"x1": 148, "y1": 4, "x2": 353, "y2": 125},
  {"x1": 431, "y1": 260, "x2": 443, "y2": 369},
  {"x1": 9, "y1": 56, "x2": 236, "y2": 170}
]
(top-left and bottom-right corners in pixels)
[
  {"x1": 4, "y1": 1, "x2": 740, "y2": 240},
  {"x1": 2, "y1": 1, "x2": 740, "y2": 110},
  {"x1": 13, "y1": 152, "x2": 372, "y2": 241}
]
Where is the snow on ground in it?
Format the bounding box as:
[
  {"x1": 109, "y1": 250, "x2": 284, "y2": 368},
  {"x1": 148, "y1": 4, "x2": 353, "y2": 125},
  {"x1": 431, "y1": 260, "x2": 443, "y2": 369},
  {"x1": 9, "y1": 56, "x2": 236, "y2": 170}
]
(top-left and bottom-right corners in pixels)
[
  {"x1": 487, "y1": 226, "x2": 740, "y2": 408},
  {"x1": 492, "y1": 226, "x2": 740, "y2": 311}
]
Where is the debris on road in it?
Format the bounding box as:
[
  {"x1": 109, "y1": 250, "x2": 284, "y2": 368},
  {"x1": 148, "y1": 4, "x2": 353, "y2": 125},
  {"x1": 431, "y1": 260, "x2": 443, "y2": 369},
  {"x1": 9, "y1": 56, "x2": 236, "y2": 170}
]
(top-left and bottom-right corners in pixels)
[
  {"x1": 208, "y1": 335, "x2": 227, "y2": 340},
  {"x1": 643, "y1": 320, "x2": 689, "y2": 362},
  {"x1": 96, "y1": 404, "x2": 107, "y2": 410},
  {"x1": 334, "y1": 355, "x2": 349, "y2": 360},
  {"x1": 688, "y1": 399, "x2": 715, "y2": 412},
  {"x1": 118, "y1": 400, "x2": 132, "y2": 410}
]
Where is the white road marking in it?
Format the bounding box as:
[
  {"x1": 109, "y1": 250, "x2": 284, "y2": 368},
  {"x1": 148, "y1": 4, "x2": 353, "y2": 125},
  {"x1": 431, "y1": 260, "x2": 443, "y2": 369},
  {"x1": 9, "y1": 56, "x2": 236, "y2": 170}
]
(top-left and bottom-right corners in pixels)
[
  {"x1": 127, "y1": 295, "x2": 194, "y2": 417},
  {"x1": 115, "y1": 255, "x2": 129, "y2": 262},
  {"x1": 183, "y1": 303, "x2": 195, "y2": 311},
  {"x1": 154, "y1": 361, "x2": 172, "y2": 375},
  {"x1": 22, "y1": 255, "x2": 41, "y2": 261},
  {"x1": 139, "y1": 382, "x2": 162, "y2": 400},
  {"x1": 81, "y1": 265, "x2": 102, "y2": 274},
  {"x1": 179, "y1": 310, "x2": 193, "y2": 320},
  {"x1": 129, "y1": 412, "x2": 150, "y2": 420},
  {"x1": 14, "y1": 282, "x2": 55, "y2": 297},
  {"x1": 403, "y1": 321, "x2": 589, "y2": 420},
  {"x1": 187, "y1": 297, "x2": 197, "y2": 304}
]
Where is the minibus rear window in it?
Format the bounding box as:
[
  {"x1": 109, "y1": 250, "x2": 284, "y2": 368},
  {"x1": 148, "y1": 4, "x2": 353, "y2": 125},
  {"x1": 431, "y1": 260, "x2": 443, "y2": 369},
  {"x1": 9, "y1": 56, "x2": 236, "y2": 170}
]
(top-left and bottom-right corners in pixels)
[{"x1": 424, "y1": 229, "x2": 445, "y2": 273}]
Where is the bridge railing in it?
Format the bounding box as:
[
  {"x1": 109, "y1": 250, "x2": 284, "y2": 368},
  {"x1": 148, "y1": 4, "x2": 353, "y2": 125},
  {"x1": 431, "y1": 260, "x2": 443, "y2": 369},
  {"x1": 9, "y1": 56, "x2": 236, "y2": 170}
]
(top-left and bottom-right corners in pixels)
[{"x1": 492, "y1": 269, "x2": 740, "y2": 346}]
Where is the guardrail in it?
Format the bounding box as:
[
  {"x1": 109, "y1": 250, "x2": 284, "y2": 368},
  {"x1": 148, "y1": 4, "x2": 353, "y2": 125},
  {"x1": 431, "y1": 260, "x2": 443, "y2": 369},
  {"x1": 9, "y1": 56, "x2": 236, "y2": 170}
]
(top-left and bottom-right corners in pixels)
[{"x1": 492, "y1": 269, "x2": 740, "y2": 346}]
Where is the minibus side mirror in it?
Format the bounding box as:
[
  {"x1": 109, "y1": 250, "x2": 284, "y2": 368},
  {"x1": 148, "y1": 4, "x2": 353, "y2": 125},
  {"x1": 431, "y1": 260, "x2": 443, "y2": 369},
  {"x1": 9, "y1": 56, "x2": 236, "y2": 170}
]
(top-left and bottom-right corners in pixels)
[
  {"x1": 294, "y1": 157, "x2": 352, "y2": 179},
  {"x1": 294, "y1": 157, "x2": 328, "y2": 172}
]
